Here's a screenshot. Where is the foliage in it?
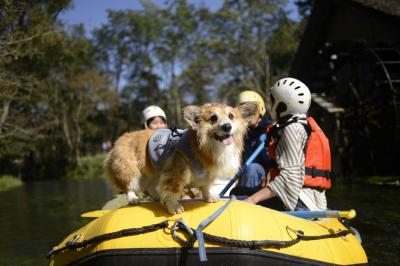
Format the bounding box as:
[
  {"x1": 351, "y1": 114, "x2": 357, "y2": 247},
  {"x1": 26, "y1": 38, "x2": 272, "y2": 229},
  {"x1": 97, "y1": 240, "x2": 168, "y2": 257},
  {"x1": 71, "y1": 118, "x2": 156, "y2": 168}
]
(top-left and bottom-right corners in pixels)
[
  {"x1": 0, "y1": 175, "x2": 23, "y2": 191},
  {"x1": 365, "y1": 176, "x2": 400, "y2": 186},
  {"x1": 65, "y1": 154, "x2": 107, "y2": 180},
  {"x1": 0, "y1": 0, "x2": 116, "y2": 176},
  {"x1": 267, "y1": 9, "x2": 302, "y2": 79},
  {"x1": 93, "y1": 0, "x2": 301, "y2": 126},
  {"x1": 0, "y1": 0, "x2": 70, "y2": 159}
]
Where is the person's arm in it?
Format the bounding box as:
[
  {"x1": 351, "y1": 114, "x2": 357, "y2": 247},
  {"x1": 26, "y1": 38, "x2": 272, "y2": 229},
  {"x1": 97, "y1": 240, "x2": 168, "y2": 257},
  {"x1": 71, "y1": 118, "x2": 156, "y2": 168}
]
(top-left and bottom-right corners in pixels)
[
  {"x1": 244, "y1": 186, "x2": 277, "y2": 204},
  {"x1": 244, "y1": 123, "x2": 307, "y2": 208}
]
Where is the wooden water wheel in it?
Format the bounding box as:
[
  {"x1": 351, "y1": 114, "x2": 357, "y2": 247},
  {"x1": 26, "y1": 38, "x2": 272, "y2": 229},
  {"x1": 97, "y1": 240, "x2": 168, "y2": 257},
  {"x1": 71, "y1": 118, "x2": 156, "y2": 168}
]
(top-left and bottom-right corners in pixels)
[{"x1": 310, "y1": 41, "x2": 400, "y2": 175}]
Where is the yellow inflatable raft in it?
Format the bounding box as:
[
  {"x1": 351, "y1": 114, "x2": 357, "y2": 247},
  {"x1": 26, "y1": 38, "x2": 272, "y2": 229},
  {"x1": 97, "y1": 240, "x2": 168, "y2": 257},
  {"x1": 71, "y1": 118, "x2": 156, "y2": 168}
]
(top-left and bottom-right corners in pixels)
[{"x1": 47, "y1": 199, "x2": 368, "y2": 266}]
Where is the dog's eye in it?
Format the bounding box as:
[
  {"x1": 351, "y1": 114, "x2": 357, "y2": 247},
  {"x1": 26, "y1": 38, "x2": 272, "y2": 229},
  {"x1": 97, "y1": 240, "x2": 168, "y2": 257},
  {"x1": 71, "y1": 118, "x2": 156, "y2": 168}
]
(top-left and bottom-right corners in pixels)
[
  {"x1": 210, "y1": 114, "x2": 218, "y2": 124},
  {"x1": 228, "y1": 113, "x2": 234, "y2": 120}
]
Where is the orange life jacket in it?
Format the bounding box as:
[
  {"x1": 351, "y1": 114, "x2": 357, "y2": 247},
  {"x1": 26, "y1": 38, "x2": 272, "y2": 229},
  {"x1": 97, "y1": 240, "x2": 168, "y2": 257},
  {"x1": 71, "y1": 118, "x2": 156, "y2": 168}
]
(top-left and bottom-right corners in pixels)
[{"x1": 267, "y1": 117, "x2": 332, "y2": 190}]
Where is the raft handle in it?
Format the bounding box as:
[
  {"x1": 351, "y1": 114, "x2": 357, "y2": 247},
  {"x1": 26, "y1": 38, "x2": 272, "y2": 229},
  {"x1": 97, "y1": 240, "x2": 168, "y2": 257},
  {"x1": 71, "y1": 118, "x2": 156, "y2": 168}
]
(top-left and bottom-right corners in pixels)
[
  {"x1": 171, "y1": 218, "x2": 193, "y2": 246},
  {"x1": 66, "y1": 234, "x2": 81, "y2": 247}
]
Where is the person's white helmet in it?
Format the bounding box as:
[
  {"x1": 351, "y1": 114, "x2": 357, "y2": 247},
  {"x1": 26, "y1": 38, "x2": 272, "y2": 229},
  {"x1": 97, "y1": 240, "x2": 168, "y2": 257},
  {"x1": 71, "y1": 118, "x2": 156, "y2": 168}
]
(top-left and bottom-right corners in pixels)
[
  {"x1": 142, "y1": 105, "x2": 167, "y2": 129},
  {"x1": 269, "y1": 77, "x2": 311, "y2": 121}
]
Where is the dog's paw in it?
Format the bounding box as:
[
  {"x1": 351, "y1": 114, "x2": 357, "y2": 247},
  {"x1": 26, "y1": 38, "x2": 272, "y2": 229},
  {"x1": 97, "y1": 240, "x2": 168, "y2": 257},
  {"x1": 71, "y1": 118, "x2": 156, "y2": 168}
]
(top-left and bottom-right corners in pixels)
[
  {"x1": 166, "y1": 200, "x2": 184, "y2": 215},
  {"x1": 204, "y1": 193, "x2": 220, "y2": 203},
  {"x1": 127, "y1": 191, "x2": 140, "y2": 205}
]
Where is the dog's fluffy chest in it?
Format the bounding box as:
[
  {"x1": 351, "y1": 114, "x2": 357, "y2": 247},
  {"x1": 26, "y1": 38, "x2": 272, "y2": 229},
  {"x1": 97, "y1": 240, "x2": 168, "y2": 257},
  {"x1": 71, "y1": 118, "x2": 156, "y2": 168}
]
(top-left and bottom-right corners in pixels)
[
  {"x1": 190, "y1": 144, "x2": 241, "y2": 186},
  {"x1": 210, "y1": 144, "x2": 241, "y2": 177}
]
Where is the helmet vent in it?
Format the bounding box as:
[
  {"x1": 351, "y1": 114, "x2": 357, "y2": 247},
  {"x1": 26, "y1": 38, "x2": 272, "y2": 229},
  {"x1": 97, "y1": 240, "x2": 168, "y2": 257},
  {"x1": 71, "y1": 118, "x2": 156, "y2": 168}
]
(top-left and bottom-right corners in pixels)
[
  {"x1": 289, "y1": 81, "x2": 295, "y2": 86},
  {"x1": 283, "y1": 79, "x2": 287, "y2": 84},
  {"x1": 298, "y1": 93, "x2": 304, "y2": 96},
  {"x1": 294, "y1": 86, "x2": 300, "y2": 90},
  {"x1": 299, "y1": 101, "x2": 304, "y2": 104}
]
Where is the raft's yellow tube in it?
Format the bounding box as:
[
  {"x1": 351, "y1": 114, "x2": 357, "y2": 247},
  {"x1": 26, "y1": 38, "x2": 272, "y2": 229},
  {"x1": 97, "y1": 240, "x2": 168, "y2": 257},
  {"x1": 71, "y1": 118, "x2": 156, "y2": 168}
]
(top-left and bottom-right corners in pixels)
[{"x1": 48, "y1": 200, "x2": 368, "y2": 266}]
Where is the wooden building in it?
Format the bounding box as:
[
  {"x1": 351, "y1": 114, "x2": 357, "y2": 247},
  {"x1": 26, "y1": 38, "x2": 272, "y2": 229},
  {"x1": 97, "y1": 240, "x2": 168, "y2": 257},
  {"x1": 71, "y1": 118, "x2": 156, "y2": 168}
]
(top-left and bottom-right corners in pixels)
[{"x1": 290, "y1": 0, "x2": 400, "y2": 177}]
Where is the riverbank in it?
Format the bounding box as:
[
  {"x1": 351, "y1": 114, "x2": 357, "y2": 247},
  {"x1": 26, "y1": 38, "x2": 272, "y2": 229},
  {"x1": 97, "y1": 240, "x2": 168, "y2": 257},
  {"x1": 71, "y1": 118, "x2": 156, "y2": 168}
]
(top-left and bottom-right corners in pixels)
[
  {"x1": 64, "y1": 154, "x2": 106, "y2": 180},
  {"x1": 0, "y1": 175, "x2": 23, "y2": 192},
  {"x1": 365, "y1": 176, "x2": 400, "y2": 186}
]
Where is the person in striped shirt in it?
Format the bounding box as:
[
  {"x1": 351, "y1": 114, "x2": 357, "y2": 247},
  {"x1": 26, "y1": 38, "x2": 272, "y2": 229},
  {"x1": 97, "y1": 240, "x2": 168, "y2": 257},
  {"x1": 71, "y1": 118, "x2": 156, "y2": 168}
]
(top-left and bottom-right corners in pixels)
[{"x1": 244, "y1": 78, "x2": 328, "y2": 211}]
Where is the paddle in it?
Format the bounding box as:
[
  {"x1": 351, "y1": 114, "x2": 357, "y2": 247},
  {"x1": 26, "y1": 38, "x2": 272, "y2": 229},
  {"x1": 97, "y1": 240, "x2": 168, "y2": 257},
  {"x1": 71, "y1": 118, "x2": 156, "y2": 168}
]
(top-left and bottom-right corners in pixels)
[
  {"x1": 81, "y1": 210, "x2": 110, "y2": 218},
  {"x1": 284, "y1": 209, "x2": 356, "y2": 220}
]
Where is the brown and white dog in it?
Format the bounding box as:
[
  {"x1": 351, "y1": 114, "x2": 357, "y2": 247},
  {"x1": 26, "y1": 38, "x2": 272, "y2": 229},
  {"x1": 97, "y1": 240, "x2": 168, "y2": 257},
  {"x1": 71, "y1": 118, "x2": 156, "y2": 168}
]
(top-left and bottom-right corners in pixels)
[{"x1": 105, "y1": 102, "x2": 258, "y2": 214}]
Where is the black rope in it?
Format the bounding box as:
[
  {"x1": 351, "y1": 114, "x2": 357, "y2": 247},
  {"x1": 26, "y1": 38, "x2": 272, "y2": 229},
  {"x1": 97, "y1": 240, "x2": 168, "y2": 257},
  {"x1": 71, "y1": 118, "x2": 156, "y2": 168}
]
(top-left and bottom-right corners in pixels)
[
  {"x1": 201, "y1": 232, "x2": 301, "y2": 249},
  {"x1": 47, "y1": 218, "x2": 352, "y2": 260},
  {"x1": 176, "y1": 221, "x2": 351, "y2": 249},
  {"x1": 46, "y1": 220, "x2": 169, "y2": 259}
]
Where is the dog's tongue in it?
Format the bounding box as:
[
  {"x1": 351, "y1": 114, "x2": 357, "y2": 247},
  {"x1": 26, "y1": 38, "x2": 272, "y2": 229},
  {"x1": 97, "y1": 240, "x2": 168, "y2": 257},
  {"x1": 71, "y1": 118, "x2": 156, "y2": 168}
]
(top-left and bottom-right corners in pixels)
[{"x1": 222, "y1": 136, "x2": 233, "y2": 146}]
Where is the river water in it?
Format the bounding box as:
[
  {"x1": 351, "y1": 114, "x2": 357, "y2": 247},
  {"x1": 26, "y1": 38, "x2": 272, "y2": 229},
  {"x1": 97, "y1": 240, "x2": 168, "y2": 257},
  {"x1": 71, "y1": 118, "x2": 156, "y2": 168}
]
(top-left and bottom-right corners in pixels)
[{"x1": 0, "y1": 179, "x2": 398, "y2": 265}]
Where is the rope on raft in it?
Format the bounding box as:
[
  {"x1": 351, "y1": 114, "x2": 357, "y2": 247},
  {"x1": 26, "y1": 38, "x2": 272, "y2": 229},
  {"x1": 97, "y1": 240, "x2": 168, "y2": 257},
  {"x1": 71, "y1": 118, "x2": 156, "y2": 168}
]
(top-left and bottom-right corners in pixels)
[
  {"x1": 172, "y1": 218, "x2": 352, "y2": 249},
  {"x1": 47, "y1": 217, "x2": 352, "y2": 260},
  {"x1": 46, "y1": 220, "x2": 169, "y2": 259}
]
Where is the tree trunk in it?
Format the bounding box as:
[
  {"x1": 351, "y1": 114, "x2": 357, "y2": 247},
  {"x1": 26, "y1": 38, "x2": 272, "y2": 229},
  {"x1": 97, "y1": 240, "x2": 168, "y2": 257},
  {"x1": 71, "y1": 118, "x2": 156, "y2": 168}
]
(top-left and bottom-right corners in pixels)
[
  {"x1": 265, "y1": 54, "x2": 271, "y2": 94},
  {"x1": 62, "y1": 105, "x2": 73, "y2": 150},
  {"x1": 61, "y1": 103, "x2": 79, "y2": 167},
  {"x1": 0, "y1": 99, "x2": 11, "y2": 135},
  {"x1": 170, "y1": 59, "x2": 182, "y2": 126},
  {"x1": 73, "y1": 92, "x2": 82, "y2": 167}
]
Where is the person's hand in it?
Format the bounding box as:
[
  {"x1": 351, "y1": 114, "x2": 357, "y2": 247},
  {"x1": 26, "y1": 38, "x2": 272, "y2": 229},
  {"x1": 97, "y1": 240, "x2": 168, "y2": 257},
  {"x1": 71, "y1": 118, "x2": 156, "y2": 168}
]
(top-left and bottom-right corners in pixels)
[
  {"x1": 242, "y1": 187, "x2": 275, "y2": 205},
  {"x1": 243, "y1": 196, "x2": 257, "y2": 205}
]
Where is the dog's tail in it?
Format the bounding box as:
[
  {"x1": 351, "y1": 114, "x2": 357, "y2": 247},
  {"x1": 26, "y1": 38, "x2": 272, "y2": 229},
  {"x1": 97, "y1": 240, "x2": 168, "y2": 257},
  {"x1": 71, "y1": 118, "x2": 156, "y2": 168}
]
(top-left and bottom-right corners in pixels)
[
  {"x1": 103, "y1": 151, "x2": 120, "y2": 192},
  {"x1": 103, "y1": 143, "x2": 144, "y2": 193}
]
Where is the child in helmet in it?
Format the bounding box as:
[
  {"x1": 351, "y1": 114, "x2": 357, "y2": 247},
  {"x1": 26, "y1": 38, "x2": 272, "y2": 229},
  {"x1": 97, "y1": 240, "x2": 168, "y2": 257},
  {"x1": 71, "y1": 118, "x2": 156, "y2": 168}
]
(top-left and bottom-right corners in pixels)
[
  {"x1": 142, "y1": 106, "x2": 168, "y2": 130},
  {"x1": 229, "y1": 90, "x2": 271, "y2": 196},
  {"x1": 244, "y1": 78, "x2": 330, "y2": 211}
]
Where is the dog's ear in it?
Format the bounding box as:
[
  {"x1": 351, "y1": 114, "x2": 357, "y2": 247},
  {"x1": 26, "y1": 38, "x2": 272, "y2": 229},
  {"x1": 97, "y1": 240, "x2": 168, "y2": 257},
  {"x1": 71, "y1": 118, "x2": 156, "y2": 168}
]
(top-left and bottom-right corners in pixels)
[
  {"x1": 183, "y1": 105, "x2": 202, "y2": 129},
  {"x1": 238, "y1": 101, "x2": 259, "y2": 123}
]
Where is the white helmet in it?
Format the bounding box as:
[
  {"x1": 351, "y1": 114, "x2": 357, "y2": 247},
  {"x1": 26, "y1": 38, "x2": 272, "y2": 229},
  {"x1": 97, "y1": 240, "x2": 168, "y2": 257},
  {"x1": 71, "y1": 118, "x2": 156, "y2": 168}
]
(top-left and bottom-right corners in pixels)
[
  {"x1": 269, "y1": 77, "x2": 311, "y2": 121},
  {"x1": 142, "y1": 105, "x2": 167, "y2": 129}
]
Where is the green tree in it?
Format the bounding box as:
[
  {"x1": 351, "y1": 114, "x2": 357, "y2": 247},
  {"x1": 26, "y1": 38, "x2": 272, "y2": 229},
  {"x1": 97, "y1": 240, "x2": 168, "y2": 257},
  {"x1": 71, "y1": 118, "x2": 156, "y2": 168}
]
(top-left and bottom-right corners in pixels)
[
  {"x1": 47, "y1": 27, "x2": 114, "y2": 166},
  {"x1": 93, "y1": 7, "x2": 166, "y2": 130},
  {"x1": 0, "y1": 0, "x2": 71, "y2": 165},
  {"x1": 0, "y1": 1, "x2": 115, "y2": 177},
  {"x1": 267, "y1": 9, "x2": 302, "y2": 81},
  {"x1": 188, "y1": 0, "x2": 288, "y2": 103}
]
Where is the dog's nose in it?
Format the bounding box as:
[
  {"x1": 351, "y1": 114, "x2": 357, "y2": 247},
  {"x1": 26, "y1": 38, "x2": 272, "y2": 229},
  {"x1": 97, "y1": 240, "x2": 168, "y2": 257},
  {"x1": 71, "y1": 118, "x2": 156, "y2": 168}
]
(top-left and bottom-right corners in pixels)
[{"x1": 221, "y1": 123, "x2": 232, "y2": 132}]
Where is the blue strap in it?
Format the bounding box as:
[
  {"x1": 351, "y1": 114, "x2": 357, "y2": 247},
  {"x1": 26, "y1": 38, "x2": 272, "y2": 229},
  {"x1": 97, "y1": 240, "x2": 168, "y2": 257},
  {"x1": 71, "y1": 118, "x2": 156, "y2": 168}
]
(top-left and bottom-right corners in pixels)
[
  {"x1": 194, "y1": 196, "x2": 235, "y2": 262},
  {"x1": 219, "y1": 134, "x2": 267, "y2": 196}
]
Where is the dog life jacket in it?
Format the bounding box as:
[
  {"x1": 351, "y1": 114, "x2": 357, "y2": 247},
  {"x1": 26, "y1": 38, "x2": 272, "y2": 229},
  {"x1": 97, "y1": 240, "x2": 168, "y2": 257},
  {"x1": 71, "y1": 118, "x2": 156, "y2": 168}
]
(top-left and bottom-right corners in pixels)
[
  {"x1": 147, "y1": 128, "x2": 208, "y2": 178},
  {"x1": 268, "y1": 117, "x2": 332, "y2": 190}
]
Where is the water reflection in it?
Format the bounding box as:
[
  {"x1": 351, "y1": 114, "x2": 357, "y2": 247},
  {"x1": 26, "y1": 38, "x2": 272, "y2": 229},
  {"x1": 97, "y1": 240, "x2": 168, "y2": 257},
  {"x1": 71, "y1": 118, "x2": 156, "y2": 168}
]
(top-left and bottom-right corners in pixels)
[
  {"x1": 0, "y1": 179, "x2": 399, "y2": 265},
  {"x1": 0, "y1": 180, "x2": 113, "y2": 266},
  {"x1": 327, "y1": 181, "x2": 400, "y2": 265}
]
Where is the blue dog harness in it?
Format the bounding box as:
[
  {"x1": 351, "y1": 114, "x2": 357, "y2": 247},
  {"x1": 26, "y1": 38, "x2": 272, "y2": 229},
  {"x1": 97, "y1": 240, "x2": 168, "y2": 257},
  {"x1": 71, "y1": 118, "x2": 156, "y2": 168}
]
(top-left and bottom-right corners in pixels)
[{"x1": 148, "y1": 128, "x2": 208, "y2": 178}]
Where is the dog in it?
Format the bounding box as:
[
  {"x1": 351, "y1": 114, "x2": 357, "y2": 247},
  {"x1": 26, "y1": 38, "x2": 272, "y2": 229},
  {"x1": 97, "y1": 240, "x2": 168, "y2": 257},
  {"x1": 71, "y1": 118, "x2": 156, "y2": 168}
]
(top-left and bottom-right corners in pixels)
[{"x1": 105, "y1": 102, "x2": 258, "y2": 214}]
